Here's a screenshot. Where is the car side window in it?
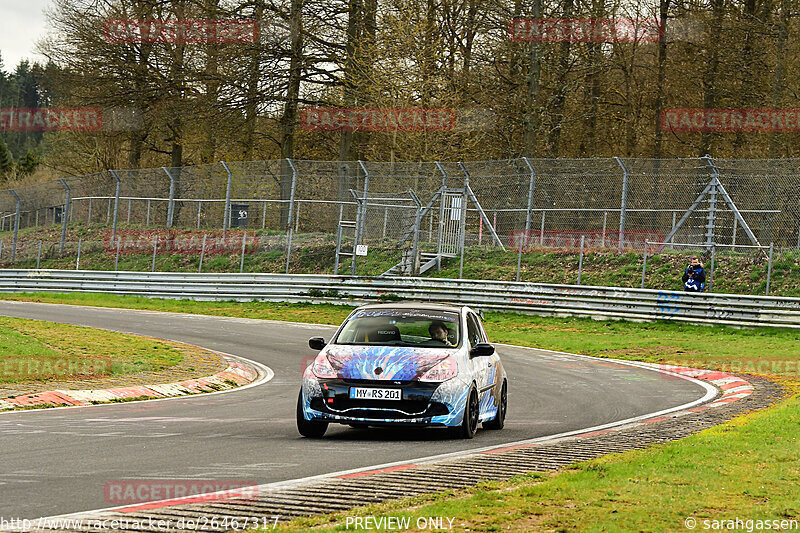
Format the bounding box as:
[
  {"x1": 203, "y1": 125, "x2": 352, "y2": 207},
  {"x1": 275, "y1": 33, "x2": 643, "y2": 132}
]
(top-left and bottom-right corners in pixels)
[{"x1": 466, "y1": 313, "x2": 484, "y2": 347}]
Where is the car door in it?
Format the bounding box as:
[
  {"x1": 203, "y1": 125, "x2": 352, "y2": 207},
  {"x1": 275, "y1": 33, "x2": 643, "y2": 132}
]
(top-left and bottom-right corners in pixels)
[{"x1": 465, "y1": 312, "x2": 493, "y2": 396}]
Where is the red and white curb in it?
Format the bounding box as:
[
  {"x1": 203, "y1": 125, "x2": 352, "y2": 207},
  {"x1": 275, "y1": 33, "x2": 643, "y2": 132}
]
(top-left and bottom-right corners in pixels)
[
  {"x1": 28, "y1": 356, "x2": 757, "y2": 524},
  {"x1": 0, "y1": 356, "x2": 260, "y2": 412}
]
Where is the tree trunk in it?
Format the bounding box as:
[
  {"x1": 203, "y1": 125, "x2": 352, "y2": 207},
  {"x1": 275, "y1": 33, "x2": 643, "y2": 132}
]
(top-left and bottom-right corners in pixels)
[
  {"x1": 280, "y1": 0, "x2": 304, "y2": 227},
  {"x1": 522, "y1": 0, "x2": 541, "y2": 157},
  {"x1": 337, "y1": 0, "x2": 363, "y2": 201},
  {"x1": 547, "y1": 0, "x2": 573, "y2": 157},
  {"x1": 699, "y1": 0, "x2": 723, "y2": 157},
  {"x1": 653, "y1": 0, "x2": 669, "y2": 159},
  {"x1": 769, "y1": 0, "x2": 789, "y2": 157}
]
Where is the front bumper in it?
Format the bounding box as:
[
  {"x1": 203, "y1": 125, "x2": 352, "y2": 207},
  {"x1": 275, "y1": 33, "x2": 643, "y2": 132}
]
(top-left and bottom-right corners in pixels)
[{"x1": 301, "y1": 377, "x2": 468, "y2": 427}]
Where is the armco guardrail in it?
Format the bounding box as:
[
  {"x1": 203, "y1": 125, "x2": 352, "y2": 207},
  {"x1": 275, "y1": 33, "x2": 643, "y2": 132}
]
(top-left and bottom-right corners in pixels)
[{"x1": 0, "y1": 270, "x2": 799, "y2": 328}]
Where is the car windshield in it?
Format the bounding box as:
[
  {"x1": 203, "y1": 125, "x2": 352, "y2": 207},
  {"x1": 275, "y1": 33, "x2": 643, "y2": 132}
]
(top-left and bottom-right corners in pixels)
[{"x1": 334, "y1": 309, "x2": 460, "y2": 348}]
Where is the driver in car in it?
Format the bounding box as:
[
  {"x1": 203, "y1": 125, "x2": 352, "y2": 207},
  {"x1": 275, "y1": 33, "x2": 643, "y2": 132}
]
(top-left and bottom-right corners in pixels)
[{"x1": 429, "y1": 321, "x2": 453, "y2": 346}]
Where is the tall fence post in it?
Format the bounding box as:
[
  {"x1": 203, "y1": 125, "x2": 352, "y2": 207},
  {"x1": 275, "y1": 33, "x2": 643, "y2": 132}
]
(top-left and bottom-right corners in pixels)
[
  {"x1": 199, "y1": 234, "x2": 207, "y2": 273},
  {"x1": 766, "y1": 242, "x2": 774, "y2": 296},
  {"x1": 163, "y1": 167, "x2": 176, "y2": 229},
  {"x1": 708, "y1": 243, "x2": 716, "y2": 292},
  {"x1": 115, "y1": 236, "x2": 121, "y2": 271},
  {"x1": 641, "y1": 241, "x2": 649, "y2": 289},
  {"x1": 517, "y1": 157, "x2": 537, "y2": 282},
  {"x1": 702, "y1": 155, "x2": 719, "y2": 247},
  {"x1": 221, "y1": 161, "x2": 233, "y2": 237},
  {"x1": 457, "y1": 162, "x2": 470, "y2": 279},
  {"x1": 36, "y1": 239, "x2": 42, "y2": 269},
  {"x1": 109, "y1": 170, "x2": 121, "y2": 243},
  {"x1": 614, "y1": 156, "x2": 629, "y2": 253},
  {"x1": 352, "y1": 160, "x2": 370, "y2": 276},
  {"x1": 285, "y1": 159, "x2": 298, "y2": 274},
  {"x1": 240, "y1": 231, "x2": 248, "y2": 273},
  {"x1": 9, "y1": 189, "x2": 20, "y2": 263},
  {"x1": 151, "y1": 234, "x2": 158, "y2": 272},
  {"x1": 58, "y1": 179, "x2": 71, "y2": 254},
  {"x1": 577, "y1": 235, "x2": 585, "y2": 285}
]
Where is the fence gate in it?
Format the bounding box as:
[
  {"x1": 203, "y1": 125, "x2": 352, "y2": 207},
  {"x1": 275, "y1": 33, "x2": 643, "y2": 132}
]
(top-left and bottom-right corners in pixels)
[{"x1": 438, "y1": 189, "x2": 464, "y2": 256}]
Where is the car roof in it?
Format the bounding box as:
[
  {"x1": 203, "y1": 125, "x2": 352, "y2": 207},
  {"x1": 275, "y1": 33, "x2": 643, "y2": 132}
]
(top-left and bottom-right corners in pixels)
[{"x1": 354, "y1": 302, "x2": 465, "y2": 314}]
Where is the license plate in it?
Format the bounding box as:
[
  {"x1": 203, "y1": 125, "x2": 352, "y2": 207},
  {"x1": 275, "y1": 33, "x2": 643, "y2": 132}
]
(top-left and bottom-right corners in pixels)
[{"x1": 349, "y1": 387, "x2": 402, "y2": 401}]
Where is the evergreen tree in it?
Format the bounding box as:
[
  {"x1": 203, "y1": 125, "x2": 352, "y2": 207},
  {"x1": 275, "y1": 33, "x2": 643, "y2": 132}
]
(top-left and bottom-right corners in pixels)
[{"x1": 0, "y1": 137, "x2": 14, "y2": 180}]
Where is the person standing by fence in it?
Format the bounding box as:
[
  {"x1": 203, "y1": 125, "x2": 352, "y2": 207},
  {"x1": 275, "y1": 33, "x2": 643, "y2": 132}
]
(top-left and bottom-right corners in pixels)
[{"x1": 682, "y1": 256, "x2": 706, "y2": 292}]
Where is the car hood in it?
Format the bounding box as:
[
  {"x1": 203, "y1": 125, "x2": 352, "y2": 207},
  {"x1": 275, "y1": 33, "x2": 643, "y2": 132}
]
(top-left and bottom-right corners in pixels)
[{"x1": 323, "y1": 345, "x2": 455, "y2": 381}]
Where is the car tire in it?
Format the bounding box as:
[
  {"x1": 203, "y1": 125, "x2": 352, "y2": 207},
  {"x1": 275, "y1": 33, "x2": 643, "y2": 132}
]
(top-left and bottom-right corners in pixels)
[
  {"x1": 296, "y1": 390, "x2": 328, "y2": 438},
  {"x1": 483, "y1": 380, "x2": 506, "y2": 430},
  {"x1": 455, "y1": 385, "x2": 479, "y2": 439}
]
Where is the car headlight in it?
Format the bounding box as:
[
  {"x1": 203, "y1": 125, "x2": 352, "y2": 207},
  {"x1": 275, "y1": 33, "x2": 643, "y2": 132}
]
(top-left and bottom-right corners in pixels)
[
  {"x1": 419, "y1": 356, "x2": 458, "y2": 382},
  {"x1": 311, "y1": 353, "x2": 337, "y2": 379}
]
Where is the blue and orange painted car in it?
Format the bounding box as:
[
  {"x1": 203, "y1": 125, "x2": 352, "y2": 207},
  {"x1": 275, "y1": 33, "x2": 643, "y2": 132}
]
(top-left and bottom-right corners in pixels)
[{"x1": 297, "y1": 303, "x2": 507, "y2": 439}]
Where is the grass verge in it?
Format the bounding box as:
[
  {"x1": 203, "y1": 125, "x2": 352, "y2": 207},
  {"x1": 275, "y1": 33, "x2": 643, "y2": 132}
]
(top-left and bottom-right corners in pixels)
[
  {"x1": 1, "y1": 292, "x2": 799, "y2": 531},
  {"x1": 0, "y1": 315, "x2": 183, "y2": 384}
]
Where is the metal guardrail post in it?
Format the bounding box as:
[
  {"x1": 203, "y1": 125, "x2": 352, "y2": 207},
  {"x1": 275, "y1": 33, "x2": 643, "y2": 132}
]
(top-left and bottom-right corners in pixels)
[
  {"x1": 614, "y1": 157, "x2": 629, "y2": 253},
  {"x1": 163, "y1": 167, "x2": 176, "y2": 229},
  {"x1": 577, "y1": 235, "x2": 585, "y2": 285},
  {"x1": 457, "y1": 162, "x2": 470, "y2": 279},
  {"x1": 221, "y1": 161, "x2": 233, "y2": 237},
  {"x1": 76, "y1": 238, "x2": 82, "y2": 270},
  {"x1": 285, "y1": 159, "x2": 298, "y2": 274},
  {"x1": 109, "y1": 170, "x2": 121, "y2": 243},
  {"x1": 766, "y1": 242, "x2": 774, "y2": 296},
  {"x1": 36, "y1": 240, "x2": 42, "y2": 269},
  {"x1": 9, "y1": 189, "x2": 20, "y2": 263},
  {"x1": 58, "y1": 179, "x2": 70, "y2": 254},
  {"x1": 517, "y1": 157, "x2": 537, "y2": 282}
]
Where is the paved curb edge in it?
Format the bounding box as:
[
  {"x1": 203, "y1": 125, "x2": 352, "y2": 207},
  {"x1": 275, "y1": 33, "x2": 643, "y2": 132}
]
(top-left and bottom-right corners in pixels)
[{"x1": 0, "y1": 352, "x2": 259, "y2": 412}]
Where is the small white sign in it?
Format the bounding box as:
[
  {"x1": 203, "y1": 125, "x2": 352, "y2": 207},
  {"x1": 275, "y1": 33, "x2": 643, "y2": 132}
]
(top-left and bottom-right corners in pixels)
[{"x1": 356, "y1": 244, "x2": 369, "y2": 256}]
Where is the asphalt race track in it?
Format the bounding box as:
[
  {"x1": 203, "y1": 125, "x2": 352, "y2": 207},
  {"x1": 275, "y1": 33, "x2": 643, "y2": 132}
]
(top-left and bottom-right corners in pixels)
[{"x1": 0, "y1": 301, "x2": 708, "y2": 519}]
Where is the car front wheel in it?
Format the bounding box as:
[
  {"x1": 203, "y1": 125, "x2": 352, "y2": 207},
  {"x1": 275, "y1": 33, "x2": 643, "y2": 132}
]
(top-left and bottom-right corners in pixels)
[{"x1": 296, "y1": 390, "x2": 328, "y2": 438}]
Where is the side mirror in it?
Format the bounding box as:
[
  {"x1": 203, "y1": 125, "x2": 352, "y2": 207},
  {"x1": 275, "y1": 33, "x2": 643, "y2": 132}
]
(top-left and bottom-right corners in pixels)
[
  {"x1": 470, "y1": 343, "x2": 495, "y2": 358},
  {"x1": 308, "y1": 337, "x2": 326, "y2": 350}
]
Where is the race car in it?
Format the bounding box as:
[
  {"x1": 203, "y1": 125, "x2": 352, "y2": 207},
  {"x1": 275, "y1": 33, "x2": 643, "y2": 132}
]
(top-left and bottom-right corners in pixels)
[{"x1": 296, "y1": 303, "x2": 507, "y2": 439}]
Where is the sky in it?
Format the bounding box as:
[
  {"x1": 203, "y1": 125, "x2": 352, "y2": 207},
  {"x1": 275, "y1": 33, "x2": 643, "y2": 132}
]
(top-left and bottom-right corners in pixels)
[{"x1": 0, "y1": 0, "x2": 51, "y2": 72}]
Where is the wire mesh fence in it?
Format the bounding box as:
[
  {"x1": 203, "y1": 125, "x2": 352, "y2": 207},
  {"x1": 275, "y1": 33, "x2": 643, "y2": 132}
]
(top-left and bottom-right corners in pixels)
[{"x1": 0, "y1": 156, "x2": 798, "y2": 293}]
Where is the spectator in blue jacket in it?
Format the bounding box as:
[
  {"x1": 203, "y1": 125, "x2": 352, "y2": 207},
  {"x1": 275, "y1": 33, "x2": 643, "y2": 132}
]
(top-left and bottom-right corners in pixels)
[{"x1": 682, "y1": 256, "x2": 706, "y2": 292}]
